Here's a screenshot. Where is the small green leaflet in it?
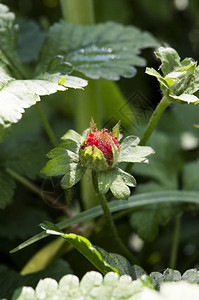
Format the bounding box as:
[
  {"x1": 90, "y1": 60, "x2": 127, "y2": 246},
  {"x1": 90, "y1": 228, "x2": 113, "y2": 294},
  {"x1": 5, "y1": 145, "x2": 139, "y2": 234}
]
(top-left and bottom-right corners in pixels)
[{"x1": 146, "y1": 47, "x2": 199, "y2": 104}]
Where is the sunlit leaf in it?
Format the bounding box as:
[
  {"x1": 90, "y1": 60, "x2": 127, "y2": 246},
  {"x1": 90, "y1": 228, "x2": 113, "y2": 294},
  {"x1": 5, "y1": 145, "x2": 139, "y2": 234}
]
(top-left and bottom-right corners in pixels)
[
  {"x1": 41, "y1": 221, "x2": 119, "y2": 276},
  {"x1": 36, "y1": 21, "x2": 157, "y2": 80},
  {"x1": 0, "y1": 67, "x2": 87, "y2": 127}
]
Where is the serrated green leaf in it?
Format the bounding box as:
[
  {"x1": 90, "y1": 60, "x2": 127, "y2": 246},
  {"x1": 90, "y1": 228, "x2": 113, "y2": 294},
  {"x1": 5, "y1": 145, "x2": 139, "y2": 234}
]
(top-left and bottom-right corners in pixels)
[
  {"x1": 96, "y1": 247, "x2": 146, "y2": 279},
  {"x1": 61, "y1": 164, "x2": 86, "y2": 189},
  {"x1": 1, "y1": 137, "x2": 50, "y2": 179},
  {"x1": 41, "y1": 222, "x2": 119, "y2": 276},
  {"x1": 171, "y1": 93, "x2": 199, "y2": 104},
  {"x1": 97, "y1": 170, "x2": 113, "y2": 194},
  {"x1": 130, "y1": 202, "x2": 181, "y2": 241},
  {"x1": 17, "y1": 18, "x2": 45, "y2": 63},
  {"x1": 42, "y1": 144, "x2": 85, "y2": 188},
  {"x1": 36, "y1": 21, "x2": 157, "y2": 80},
  {"x1": 145, "y1": 67, "x2": 163, "y2": 78},
  {"x1": 0, "y1": 168, "x2": 15, "y2": 209},
  {"x1": 129, "y1": 182, "x2": 182, "y2": 242},
  {"x1": 36, "y1": 72, "x2": 87, "y2": 90},
  {"x1": 12, "y1": 271, "x2": 149, "y2": 300},
  {"x1": 11, "y1": 190, "x2": 199, "y2": 253},
  {"x1": 120, "y1": 136, "x2": 140, "y2": 150},
  {"x1": 42, "y1": 150, "x2": 78, "y2": 176},
  {"x1": 0, "y1": 67, "x2": 87, "y2": 127},
  {"x1": 155, "y1": 47, "x2": 181, "y2": 76}
]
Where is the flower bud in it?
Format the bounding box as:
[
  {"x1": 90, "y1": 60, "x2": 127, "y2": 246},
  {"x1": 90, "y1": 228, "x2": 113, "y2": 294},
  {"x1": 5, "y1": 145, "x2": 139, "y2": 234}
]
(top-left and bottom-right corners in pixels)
[{"x1": 79, "y1": 120, "x2": 120, "y2": 171}]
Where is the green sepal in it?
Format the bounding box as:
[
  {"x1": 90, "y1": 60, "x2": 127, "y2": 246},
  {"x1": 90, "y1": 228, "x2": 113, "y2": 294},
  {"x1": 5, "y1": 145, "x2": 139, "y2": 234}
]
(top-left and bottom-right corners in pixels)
[
  {"x1": 61, "y1": 129, "x2": 83, "y2": 144},
  {"x1": 61, "y1": 164, "x2": 86, "y2": 189},
  {"x1": 120, "y1": 135, "x2": 140, "y2": 150},
  {"x1": 42, "y1": 149, "x2": 79, "y2": 176},
  {"x1": 111, "y1": 121, "x2": 120, "y2": 140},
  {"x1": 47, "y1": 142, "x2": 79, "y2": 157},
  {"x1": 111, "y1": 179, "x2": 131, "y2": 199},
  {"x1": 110, "y1": 140, "x2": 121, "y2": 167},
  {"x1": 90, "y1": 117, "x2": 97, "y2": 132},
  {"x1": 98, "y1": 167, "x2": 136, "y2": 199},
  {"x1": 79, "y1": 146, "x2": 109, "y2": 171},
  {"x1": 118, "y1": 145, "x2": 154, "y2": 164}
]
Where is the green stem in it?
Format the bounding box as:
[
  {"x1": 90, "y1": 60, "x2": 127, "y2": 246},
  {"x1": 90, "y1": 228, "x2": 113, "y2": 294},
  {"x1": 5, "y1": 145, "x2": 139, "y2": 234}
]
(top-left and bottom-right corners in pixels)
[
  {"x1": 60, "y1": 0, "x2": 95, "y2": 24},
  {"x1": 140, "y1": 95, "x2": 171, "y2": 146},
  {"x1": 61, "y1": 0, "x2": 103, "y2": 210},
  {"x1": 125, "y1": 95, "x2": 170, "y2": 173},
  {"x1": 35, "y1": 103, "x2": 58, "y2": 147},
  {"x1": 169, "y1": 215, "x2": 181, "y2": 269},
  {"x1": 6, "y1": 168, "x2": 72, "y2": 216},
  {"x1": 92, "y1": 171, "x2": 139, "y2": 264}
]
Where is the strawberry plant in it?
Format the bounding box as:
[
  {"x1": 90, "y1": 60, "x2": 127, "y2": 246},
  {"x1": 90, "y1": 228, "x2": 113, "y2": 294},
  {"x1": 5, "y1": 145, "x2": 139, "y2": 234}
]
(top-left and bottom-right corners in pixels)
[{"x1": 1, "y1": 1, "x2": 199, "y2": 299}]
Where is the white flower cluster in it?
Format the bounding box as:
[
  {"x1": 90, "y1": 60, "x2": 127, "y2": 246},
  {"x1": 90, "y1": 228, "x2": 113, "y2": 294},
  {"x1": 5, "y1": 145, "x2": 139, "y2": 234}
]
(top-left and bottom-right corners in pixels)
[{"x1": 134, "y1": 281, "x2": 199, "y2": 300}]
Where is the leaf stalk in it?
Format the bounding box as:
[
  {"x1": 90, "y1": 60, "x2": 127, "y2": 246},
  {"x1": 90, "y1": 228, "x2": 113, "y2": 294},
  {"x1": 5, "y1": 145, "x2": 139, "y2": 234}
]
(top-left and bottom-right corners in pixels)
[
  {"x1": 35, "y1": 103, "x2": 58, "y2": 147},
  {"x1": 92, "y1": 170, "x2": 139, "y2": 264},
  {"x1": 140, "y1": 95, "x2": 171, "y2": 146},
  {"x1": 169, "y1": 215, "x2": 181, "y2": 269}
]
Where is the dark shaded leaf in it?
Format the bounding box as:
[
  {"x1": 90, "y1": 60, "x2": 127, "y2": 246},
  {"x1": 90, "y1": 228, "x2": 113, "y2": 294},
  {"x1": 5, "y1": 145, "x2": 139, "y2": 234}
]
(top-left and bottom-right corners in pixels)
[{"x1": 36, "y1": 21, "x2": 157, "y2": 80}]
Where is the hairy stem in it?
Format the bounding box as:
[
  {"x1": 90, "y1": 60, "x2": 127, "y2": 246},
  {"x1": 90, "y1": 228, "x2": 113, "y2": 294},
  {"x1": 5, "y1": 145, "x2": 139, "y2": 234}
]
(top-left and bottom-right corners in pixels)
[
  {"x1": 169, "y1": 215, "x2": 181, "y2": 269},
  {"x1": 140, "y1": 96, "x2": 171, "y2": 146},
  {"x1": 60, "y1": 0, "x2": 103, "y2": 210},
  {"x1": 126, "y1": 95, "x2": 170, "y2": 173},
  {"x1": 6, "y1": 168, "x2": 73, "y2": 217},
  {"x1": 92, "y1": 171, "x2": 139, "y2": 264},
  {"x1": 35, "y1": 103, "x2": 58, "y2": 147}
]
